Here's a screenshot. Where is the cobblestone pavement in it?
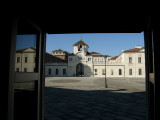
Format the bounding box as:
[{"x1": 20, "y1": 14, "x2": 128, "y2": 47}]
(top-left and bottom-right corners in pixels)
[{"x1": 45, "y1": 77, "x2": 147, "y2": 120}]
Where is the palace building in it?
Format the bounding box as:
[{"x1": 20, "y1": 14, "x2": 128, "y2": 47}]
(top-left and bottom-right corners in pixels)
[
  {"x1": 45, "y1": 40, "x2": 145, "y2": 77},
  {"x1": 15, "y1": 47, "x2": 36, "y2": 72}
]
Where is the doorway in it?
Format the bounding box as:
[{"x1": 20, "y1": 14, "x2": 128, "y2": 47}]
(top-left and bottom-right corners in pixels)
[{"x1": 76, "y1": 63, "x2": 84, "y2": 76}]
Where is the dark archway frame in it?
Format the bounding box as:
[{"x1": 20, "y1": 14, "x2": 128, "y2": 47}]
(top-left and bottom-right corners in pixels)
[
  {"x1": 3, "y1": 13, "x2": 160, "y2": 120},
  {"x1": 76, "y1": 63, "x2": 84, "y2": 76}
]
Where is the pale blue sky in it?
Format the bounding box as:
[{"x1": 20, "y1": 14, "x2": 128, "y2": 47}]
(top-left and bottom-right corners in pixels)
[{"x1": 46, "y1": 33, "x2": 144, "y2": 57}]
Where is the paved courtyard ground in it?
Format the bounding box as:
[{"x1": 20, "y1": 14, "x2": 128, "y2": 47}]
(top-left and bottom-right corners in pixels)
[{"x1": 45, "y1": 77, "x2": 146, "y2": 120}]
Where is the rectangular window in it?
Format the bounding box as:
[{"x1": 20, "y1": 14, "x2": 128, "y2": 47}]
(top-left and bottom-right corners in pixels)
[
  {"x1": 56, "y1": 69, "x2": 59, "y2": 75},
  {"x1": 48, "y1": 68, "x2": 51, "y2": 75},
  {"x1": 17, "y1": 57, "x2": 20, "y2": 63},
  {"x1": 24, "y1": 68, "x2": 27, "y2": 72},
  {"x1": 129, "y1": 57, "x2": 132, "y2": 63},
  {"x1": 138, "y1": 57, "x2": 141, "y2": 63},
  {"x1": 25, "y1": 57, "x2": 28, "y2": 63},
  {"x1": 139, "y1": 69, "x2": 142, "y2": 75},
  {"x1": 119, "y1": 69, "x2": 122, "y2": 75},
  {"x1": 95, "y1": 69, "x2": 98, "y2": 75},
  {"x1": 88, "y1": 58, "x2": 91, "y2": 61},
  {"x1": 63, "y1": 69, "x2": 66, "y2": 75},
  {"x1": 102, "y1": 69, "x2": 106, "y2": 75},
  {"x1": 129, "y1": 69, "x2": 132, "y2": 75}
]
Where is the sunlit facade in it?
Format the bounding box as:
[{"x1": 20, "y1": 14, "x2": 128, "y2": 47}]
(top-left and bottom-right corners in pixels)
[
  {"x1": 45, "y1": 40, "x2": 145, "y2": 78},
  {"x1": 15, "y1": 47, "x2": 36, "y2": 72}
]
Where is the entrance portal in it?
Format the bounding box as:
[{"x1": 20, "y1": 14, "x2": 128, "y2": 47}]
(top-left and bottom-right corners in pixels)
[{"x1": 76, "y1": 63, "x2": 84, "y2": 76}]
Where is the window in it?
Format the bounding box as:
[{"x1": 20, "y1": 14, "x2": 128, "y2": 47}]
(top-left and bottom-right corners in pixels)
[
  {"x1": 139, "y1": 69, "x2": 142, "y2": 75},
  {"x1": 24, "y1": 68, "x2": 27, "y2": 72},
  {"x1": 129, "y1": 69, "x2": 132, "y2": 75},
  {"x1": 63, "y1": 69, "x2": 66, "y2": 75},
  {"x1": 56, "y1": 69, "x2": 59, "y2": 75},
  {"x1": 48, "y1": 68, "x2": 51, "y2": 75},
  {"x1": 25, "y1": 57, "x2": 28, "y2": 63},
  {"x1": 119, "y1": 69, "x2": 122, "y2": 75},
  {"x1": 88, "y1": 58, "x2": 91, "y2": 61},
  {"x1": 16, "y1": 68, "x2": 19, "y2": 72},
  {"x1": 111, "y1": 70, "x2": 113, "y2": 75},
  {"x1": 129, "y1": 57, "x2": 132, "y2": 63},
  {"x1": 138, "y1": 57, "x2": 141, "y2": 63},
  {"x1": 95, "y1": 69, "x2": 98, "y2": 75},
  {"x1": 17, "y1": 57, "x2": 20, "y2": 63},
  {"x1": 102, "y1": 69, "x2": 106, "y2": 75}
]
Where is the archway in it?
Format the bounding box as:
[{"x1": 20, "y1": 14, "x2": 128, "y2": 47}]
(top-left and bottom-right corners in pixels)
[{"x1": 76, "y1": 63, "x2": 84, "y2": 76}]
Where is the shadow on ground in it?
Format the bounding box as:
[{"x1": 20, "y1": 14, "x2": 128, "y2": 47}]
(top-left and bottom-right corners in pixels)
[{"x1": 45, "y1": 87, "x2": 146, "y2": 120}]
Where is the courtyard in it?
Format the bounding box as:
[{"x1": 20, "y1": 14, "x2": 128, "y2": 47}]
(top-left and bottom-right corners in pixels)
[{"x1": 45, "y1": 77, "x2": 146, "y2": 120}]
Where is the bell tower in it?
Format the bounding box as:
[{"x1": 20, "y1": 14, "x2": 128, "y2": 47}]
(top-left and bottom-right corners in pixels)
[{"x1": 73, "y1": 40, "x2": 89, "y2": 54}]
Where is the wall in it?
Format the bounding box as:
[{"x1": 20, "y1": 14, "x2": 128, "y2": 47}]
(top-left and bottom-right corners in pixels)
[
  {"x1": 15, "y1": 49, "x2": 36, "y2": 72},
  {"x1": 124, "y1": 52, "x2": 145, "y2": 77},
  {"x1": 94, "y1": 65, "x2": 125, "y2": 77},
  {"x1": 45, "y1": 63, "x2": 68, "y2": 77}
]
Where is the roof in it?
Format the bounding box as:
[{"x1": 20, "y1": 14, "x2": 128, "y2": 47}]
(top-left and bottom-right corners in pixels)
[
  {"x1": 90, "y1": 51, "x2": 110, "y2": 57},
  {"x1": 45, "y1": 52, "x2": 67, "y2": 63},
  {"x1": 90, "y1": 52, "x2": 101, "y2": 55},
  {"x1": 123, "y1": 48, "x2": 142, "y2": 52},
  {"x1": 73, "y1": 40, "x2": 88, "y2": 46},
  {"x1": 52, "y1": 49, "x2": 65, "y2": 52},
  {"x1": 16, "y1": 47, "x2": 36, "y2": 52},
  {"x1": 92, "y1": 55, "x2": 108, "y2": 57},
  {"x1": 110, "y1": 56, "x2": 119, "y2": 60},
  {"x1": 68, "y1": 53, "x2": 75, "y2": 56}
]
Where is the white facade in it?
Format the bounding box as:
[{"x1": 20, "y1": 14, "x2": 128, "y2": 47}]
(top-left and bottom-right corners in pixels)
[
  {"x1": 45, "y1": 40, "x2": 145, "y2": 78},
  {"x1": 15, "y1": 47, "x2": 36, "y2": 72}
]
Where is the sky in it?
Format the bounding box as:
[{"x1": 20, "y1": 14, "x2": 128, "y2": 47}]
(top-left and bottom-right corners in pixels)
[
  {"x1": 46, "y1": 33, "x2": 144, "y2": 57},
  {"x1": 16, "y1": 35, "x2": 37, "y2": 50}
]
